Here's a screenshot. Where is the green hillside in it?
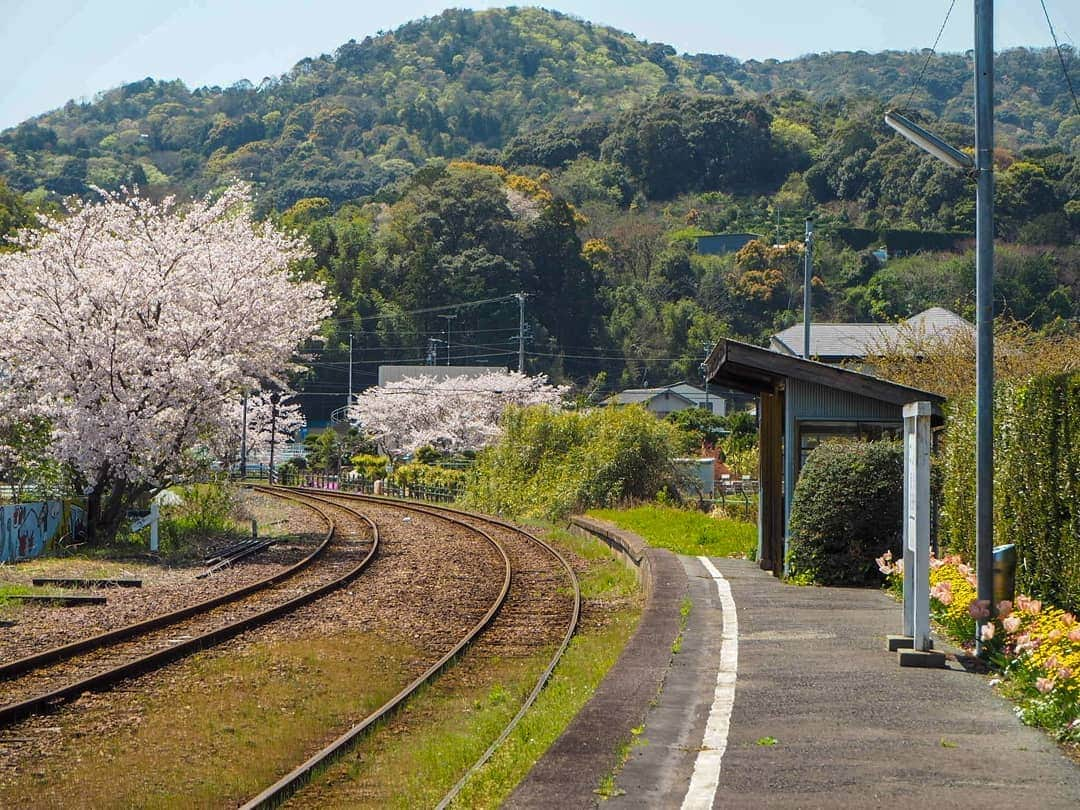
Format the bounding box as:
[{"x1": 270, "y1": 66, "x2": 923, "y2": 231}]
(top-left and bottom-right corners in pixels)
[{"x1": 1, "y1": 7, "x2": 1077, "y2": 415}]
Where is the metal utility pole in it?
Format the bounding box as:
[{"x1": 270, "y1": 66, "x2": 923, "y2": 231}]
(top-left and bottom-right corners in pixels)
[
  {"x1": 701, "y1": 341, "x2": 712, "y2": 413},
  {"x1": 974, "y1": 0, "x2": 995, "y2": 651},
  {"x1": 347, "y1": 333, "x2": 354, "y2": 411},
  {"x1": 268, "y1": 393, "x2": 278, "y2": 485},
  {"x1": 438, "y1": 314, "x2": 457, "y2": 366},
  {"x1": 803, "y1": 218, "x2": 814, "y2": 359},
  {"x1": 240, "y1": 391, "x2": 248, "y2": 480},
  {"x1": 515, "y1": 293, "x2": 526, "y2": 373}
]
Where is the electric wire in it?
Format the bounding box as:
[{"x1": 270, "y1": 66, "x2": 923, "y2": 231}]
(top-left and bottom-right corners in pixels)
[
  {"x1": 1040, "y1": 0, "x2": 1080, "y2": 116},
  {"x1": 904, "y1": 0, "x2": 959, "y2": 112}
]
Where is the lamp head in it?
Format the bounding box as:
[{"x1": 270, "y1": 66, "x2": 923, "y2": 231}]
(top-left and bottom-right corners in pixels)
[{"x1": 884, "y1": 110, "x2": 973, "y2": 170}]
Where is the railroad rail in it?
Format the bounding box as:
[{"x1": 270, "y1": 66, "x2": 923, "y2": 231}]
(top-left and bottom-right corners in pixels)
[
  {"x1": 0, "y1": 488, "x2": 377, "y2": 726},
  {"x1": 241, "y1": 487, "x2": 580, "y2": 810}
]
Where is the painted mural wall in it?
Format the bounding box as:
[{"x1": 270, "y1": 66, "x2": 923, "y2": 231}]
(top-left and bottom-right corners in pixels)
[{"x1": 0, "y1": 501, "x2": 85, "y2": 563}]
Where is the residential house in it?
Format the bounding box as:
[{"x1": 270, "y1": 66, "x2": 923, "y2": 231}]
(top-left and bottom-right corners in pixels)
[
  {"x1": 603, "y1": 382, "x2": 728, "y2": 416},
  {"x1": 769, "y1": 307, "x2": 972, "y2": 363}
]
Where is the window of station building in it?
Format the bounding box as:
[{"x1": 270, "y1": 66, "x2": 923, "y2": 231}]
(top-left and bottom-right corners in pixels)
[{"x1": 797, "y1": 421, "x2": 901, "y2": 471}]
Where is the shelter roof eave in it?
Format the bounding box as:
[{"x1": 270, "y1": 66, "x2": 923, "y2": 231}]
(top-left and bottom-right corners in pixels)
[{"x1": 704, "y1": 338, "x2": 946, "y2": 414}]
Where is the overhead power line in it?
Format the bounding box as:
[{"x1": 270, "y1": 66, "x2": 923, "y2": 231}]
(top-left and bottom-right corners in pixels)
[
  {"x1": 1040, "y1": 0, "x2": 1080, "y2": 116},
  {"x1": 904, "y1": 0, "x2": 959, "y2": 111}
]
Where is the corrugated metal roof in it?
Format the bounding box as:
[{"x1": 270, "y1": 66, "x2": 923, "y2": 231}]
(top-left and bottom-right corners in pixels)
[{"x1": 770, "y1": 308, "x2": 972, "y2": 359}]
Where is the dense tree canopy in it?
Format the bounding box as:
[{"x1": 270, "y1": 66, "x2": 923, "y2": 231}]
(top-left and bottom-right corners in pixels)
[{"x1": 0, "y1": 6, "x2": 1077, "y2": 410}]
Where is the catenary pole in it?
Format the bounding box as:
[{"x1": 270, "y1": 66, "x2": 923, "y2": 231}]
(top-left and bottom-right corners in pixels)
[
  {"x1": 974, "y1": 0, "x2": 995, "y2": 652},
  {"x1": 803, "y1": 218, "x2": 814, "y2": 359},
  {"x1": 516, "y1": 292, "x2": 526, "y2": 373},
  {"x1": 240, "y1": 391, "x2": 248, "y2": 480}
]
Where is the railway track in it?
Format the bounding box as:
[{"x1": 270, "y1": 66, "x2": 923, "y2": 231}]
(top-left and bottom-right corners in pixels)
[
  {"x1": 0, "y1": 487, "x2": 377, "y2": 726},
  {"x1": 243, "y1": 487, "x2": 581, "y2": 810}
]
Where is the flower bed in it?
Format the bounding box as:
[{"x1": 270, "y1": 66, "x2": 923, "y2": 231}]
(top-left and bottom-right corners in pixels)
[{"x1": 878, "y1": 551, "x2": 1080, "y2": 742}]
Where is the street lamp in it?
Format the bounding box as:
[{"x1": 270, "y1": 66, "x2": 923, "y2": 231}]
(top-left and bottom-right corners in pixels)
[
  {"x1": 883, "y1": 111, "x2": 974, "y2": 170},
  {"x1": 883, "y1": 1, "x2": 995, "y2": 653}
]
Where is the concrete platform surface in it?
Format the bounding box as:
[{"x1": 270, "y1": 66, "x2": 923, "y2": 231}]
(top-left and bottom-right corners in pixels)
[{"x1": 612, "y1": 557, "x2": 1080, "y2": 809}]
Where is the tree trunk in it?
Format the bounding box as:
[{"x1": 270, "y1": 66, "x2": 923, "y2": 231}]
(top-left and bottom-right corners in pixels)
[{"x1": 84, "y1": 477, "x2": 145, "y2": 545}]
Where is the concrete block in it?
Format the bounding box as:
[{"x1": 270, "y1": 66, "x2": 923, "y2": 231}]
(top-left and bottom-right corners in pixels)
[
  {"x1": 898, "y1": 649, "x2": 946, "y2": 668},
  {"x1": 887, "y1": 635, "x2": 933, "y2": 651}
]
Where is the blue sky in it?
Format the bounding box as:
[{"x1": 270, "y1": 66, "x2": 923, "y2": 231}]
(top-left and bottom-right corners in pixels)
[{"x1": 1, "y1": 1, "x2": 1077, "y2": 130}]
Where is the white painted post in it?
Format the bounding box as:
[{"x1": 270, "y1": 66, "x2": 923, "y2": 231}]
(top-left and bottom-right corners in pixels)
[
  {"x1": 149, "y1": 501, "x2": 160, "y2": 553},
  {"x1": 903, "y1": 402, "x2": 932, "y2": 652}
]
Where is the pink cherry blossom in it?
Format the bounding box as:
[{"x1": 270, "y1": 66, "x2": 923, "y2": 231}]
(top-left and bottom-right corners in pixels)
[
  {"x1": 0, "y1": 184, "x2": 329, "y2": 538},
  {"x1": 350, "y1": 371, "x2": 568, "y2": 458}
]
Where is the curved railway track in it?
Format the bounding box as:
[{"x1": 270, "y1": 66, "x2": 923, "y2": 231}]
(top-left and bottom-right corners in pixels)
[
  {"x1": 242, "y1": 488, "x2": 581, "y2": 810},
  {"x1": 0, "y1": 487, "x2": 377, "y2": 726}
]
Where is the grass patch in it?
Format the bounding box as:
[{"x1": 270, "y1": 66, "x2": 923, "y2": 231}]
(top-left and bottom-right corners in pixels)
[
  {"x1": 290, "y1": 523, "x2": 643, "y2": 809},
  {"x1": 672, "y1": 596, "x2": 693, "y2": 654},
  {"x1": 589, "y1": 504, "x2": 756, "y2": 558},
  {"x1": 0, "y1": 631, "x2": 415, "y2": 809}
]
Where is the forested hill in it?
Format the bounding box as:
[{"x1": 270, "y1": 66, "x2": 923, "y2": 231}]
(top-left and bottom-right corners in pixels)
[
  {"x1": 1, "y1": 7, "x2": 1077, "y2": 412},
  {"x1": 1, "y1": 6, "x2": 1077, "y2": 208}
]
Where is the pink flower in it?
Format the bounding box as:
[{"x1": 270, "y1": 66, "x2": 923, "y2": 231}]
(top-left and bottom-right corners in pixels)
[
  {"x1": 968, "y1": 599, "x2": 991, "y2": 620},
  {"x1": 1036, "y1": 677, "x2": 1055, "y2": 694},
  {"x1": 930, "y1": 555, "x2": 946, "y2": 570},
  {"x1": 1046, "y1": 655, "x2": 1059, "y2": 671},
  {"x1": 894, "y1": 558, "x2": 904, "y2": 575},
  {"x1": 958, "y1": 563, "x2": 973, "y2": 577},
  {"x1": 876, "y1": 553, "x2": 895, "y2": 576},
  {"x1": 1061, "y1": 613, "x2": 1077, "y2": 627},
  {"x1": 980, "y1": 623, "x2": 995, "y2": 642},
  {"x1": 931, "y1": 581, "x2": 953, "y2": 605},
  {"x1": 1015, "y1": 634, "x2": 1037, "y2": 654},
  {"x1": 996, "y1": 600, "x2": 1013, "y2": 619},
  {"x1": 1017, "y1": 595, "x2": 1043, "y2": 615},
  {"x1": 1068, "y1": 627, "x2": 1080, "y2": 643},
  {"x1": 1047, "y1": 629, "x2": 1063, "y2": 643},
  {"x1": 1003, "y1": 616, "x2": 1022, "y2": 634},
  {"x1": 1059, "y1": 668, "x2": 1073, "y2": 680}
]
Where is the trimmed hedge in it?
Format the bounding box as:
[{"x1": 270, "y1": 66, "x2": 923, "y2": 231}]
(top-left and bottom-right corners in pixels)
[
  {"x1": 787, "y1": 439, "x2": 903, "y2": 586},
  {"x1": 941, "y1": 372, "x2": 1080, "y2": 611}
]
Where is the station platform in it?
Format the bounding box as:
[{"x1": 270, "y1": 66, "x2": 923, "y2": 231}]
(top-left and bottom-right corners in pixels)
[{"x1": 610, "y1": 556, "x2": 1080, "y2": 809}]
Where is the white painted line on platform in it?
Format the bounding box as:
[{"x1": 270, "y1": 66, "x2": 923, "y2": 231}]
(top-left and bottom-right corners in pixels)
[{"x1": 681, "y1": 556, "x2": 739, "y2": 810}]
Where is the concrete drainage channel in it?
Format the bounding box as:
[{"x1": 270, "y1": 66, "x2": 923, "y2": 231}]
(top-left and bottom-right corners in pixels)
[{"x1": 506, "y1": 515, "x2": 688, "y2": 809}]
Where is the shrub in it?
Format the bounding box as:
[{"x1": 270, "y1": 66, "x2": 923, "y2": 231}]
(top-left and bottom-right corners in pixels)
[
  {"x1": 350, "y1": 453, "x2": 390, "y2": 481},
  {"x1": 389, "y1": 463, "x2": 467, "y2": 492},
  {"x1": 463, "y1": 404, "x2": 682, "y2": 520},
  {"x1": 159, "y1": 482, "x2": 240, "y2": 555},
  {"x1": 787, "y1": 439, "x2": 903, "y2": 586}
]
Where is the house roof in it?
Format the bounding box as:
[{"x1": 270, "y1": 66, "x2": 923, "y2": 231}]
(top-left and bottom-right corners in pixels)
[
  {"x1": 705, "y1": 337, "x2": 945, "y2": 412},
  {"x1": 770, "y1": 307, "x2": 972, "y2": 359},
  {"x1": 603, "y1": 386, "x2": 698, "y2": 407}
]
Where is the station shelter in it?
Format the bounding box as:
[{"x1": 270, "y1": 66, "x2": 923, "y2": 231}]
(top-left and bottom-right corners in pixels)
[{"x1": 703, "y1": 338, "x2": 945, "y2": 576}]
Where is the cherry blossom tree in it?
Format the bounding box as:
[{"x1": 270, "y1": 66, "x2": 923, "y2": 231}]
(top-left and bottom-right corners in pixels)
[
  {"x1": 0, "y1": 184, "x2": 330, "y2": 542},
  {"x1": 349, "y1": 371, "x2": 568, "y2": 459},
  {"x1": 212, "y1": 390, "x2": 307, "y2": 469}
]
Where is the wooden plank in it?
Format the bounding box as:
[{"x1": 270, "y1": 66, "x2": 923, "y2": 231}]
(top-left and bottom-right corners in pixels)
[
  {"x1": 31, "y1": 577, "x2": 142, "y2": 588},
  {"x1": 8, "y1": 594, "x2": 107, "y2": 606}
]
